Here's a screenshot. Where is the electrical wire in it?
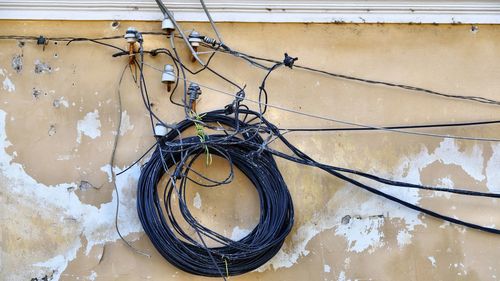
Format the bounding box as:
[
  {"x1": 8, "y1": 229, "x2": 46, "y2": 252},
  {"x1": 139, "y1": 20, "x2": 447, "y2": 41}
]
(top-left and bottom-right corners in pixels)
[
  {"x1": 137, "y1": 107, "x2": 500, "y2": 279},
  {"x1": 3, "y1": 10, "x2": 500, "y2": 279},
  {"x1": 111, "y1": 63, "x2": 151, "y2": 258},
  {"x1": 137, "y1": 111, "x2": 293, "y2": 277},
  {"x1": 204, "y1": 43, "x2": 500, "y2": 107},
  {"x1": 137, "y1": 61, "x2": 500, "y2": 143},
  {"x1": 199, "y1": 0, "x2": 224, "y2": 45}
]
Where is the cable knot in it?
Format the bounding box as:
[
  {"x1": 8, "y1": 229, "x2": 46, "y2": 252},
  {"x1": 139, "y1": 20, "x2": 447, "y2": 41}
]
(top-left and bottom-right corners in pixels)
[
  {"x1": 149, "y1": 49, "x2": 159, "y2": 56},
  {"x1": 235, "y1": 89, "x2": 245, "y2": 102},
  {"x1": 283, "y1": 53, "x2": 298, "y2": 68},
  {"x1": 249, "y1": 142, "x2": 267, "y2": 163},
  {"x1": 224, "y1": 89, "x2": 245, "y2": 115},
  {"x1": 224, "y1": 104, "x2": 234, "y2": 115}
]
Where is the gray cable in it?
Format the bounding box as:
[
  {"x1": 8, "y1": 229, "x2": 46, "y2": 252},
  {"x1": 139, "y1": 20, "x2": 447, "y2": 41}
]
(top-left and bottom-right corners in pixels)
[
  {"x1": 199, "y1": 0, "x2": 224, "y2": 45},
  {"x1": 154, "y1": 0, "x2": 205, "y2": 65},
  {"x1": 112, "y1": 64, "x2": 151, "y2": 258},
  {"x1": 140, "y1": 62, "x2": 500, "y2": 142}
]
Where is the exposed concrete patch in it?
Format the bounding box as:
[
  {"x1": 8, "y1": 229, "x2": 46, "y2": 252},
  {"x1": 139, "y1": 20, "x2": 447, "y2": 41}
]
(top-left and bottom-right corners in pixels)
[
  {"x1": 100, "y1": 164, "x2": 113, "y2": 183},
  {"x1": 32, "y1": 88, "x2": 43, "y2": 99},
  {"x1": 11, "y1": 54, "x2": 23, "y2": 73},
  {"x1": 0, "y1": 109, "x2": 143, "y2": 281},
  {"x1": 434, "y1": 177, "x2": 454, "y2": 199},
  {"x1": 396, "y1": 229, "x2": 412, "y2": 248},
  {"x1": 77, "y1": 110, "x2": 101, "y2": 143},
  {"x1": 323, "y1": 264, "x2": 331, "y2": 273},
  {"x1": 87, "y1": 271, "x2": 98, "y2": 281},
  {"x1": 486, "y1": 143, "x2": 500, "y2": 193},
  {"x1": 0, "y1": 68, "x2": 15, "y2": 92},
  {"x1": 48, "y1": 124, "x2": 56, "y2": 136},
  {"x1": 231, "y1": 226, "x2": 251, "y2": 241},
  {"x1": 78, "y1": 180, "x2": 99, "y2": 190},
  {"x1": 193, "y1": 192, "x2": 202, "y2": 209},
  {"x1": 53, "y1": 97, "x2": 69, "y2": 108},
  {"x1": 119, "y1": 110, "x2": 134, "y2": 136},
  {"x1": 428, "y1": 256, "x2": 437, "y2": 267},
  {"x1": 338, "y1": 271, "x2": 347, "y2": 281},
  {"x1": 336, "y1": 213, "x2": 386, "y2": 253},
  {"x1": 34, "y1": 60, "x2": 52, "y2": 74},
  {"x1": 258, "y1": 138, "x2": 496, "y2": 271}
]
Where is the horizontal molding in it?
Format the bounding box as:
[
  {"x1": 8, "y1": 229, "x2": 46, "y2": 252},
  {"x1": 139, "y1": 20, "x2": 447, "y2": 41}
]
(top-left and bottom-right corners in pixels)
[{"x1": 0, "y1": 1, "x2": 500, "y2": 23}]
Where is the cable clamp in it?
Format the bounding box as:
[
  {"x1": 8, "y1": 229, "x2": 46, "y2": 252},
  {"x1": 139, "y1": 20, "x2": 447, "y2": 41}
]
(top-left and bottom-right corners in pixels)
[
  {"x1": 283, "y1": 53, "x2": 298, "y2": 68},
  {"x1": 37, "y1": 35, "x2": 47, "y2": 46},
  {"x1": 37, "y1": 35, "x2": 48, "y2": 50}
]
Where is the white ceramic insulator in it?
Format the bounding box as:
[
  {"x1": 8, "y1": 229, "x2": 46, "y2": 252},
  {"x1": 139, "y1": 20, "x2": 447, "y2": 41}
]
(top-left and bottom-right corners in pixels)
[
  {"x1": 162, "y1": 18, "x2": 174, "y2": 31},
  {"x1": 162, "y1": 65, "x2": 175, "y2": 83},
  {"x1": 154, "y1": 124, "x2": 169, "y2": 137}
]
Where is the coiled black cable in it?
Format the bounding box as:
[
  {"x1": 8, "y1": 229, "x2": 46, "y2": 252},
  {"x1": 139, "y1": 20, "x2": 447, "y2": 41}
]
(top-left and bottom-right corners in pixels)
[
  {"x1": 137, "y1": 108, "x2": 500, "y2": 279},
  {"x1": 137, "y1": 112, "x2": 294, "y2": 277}
]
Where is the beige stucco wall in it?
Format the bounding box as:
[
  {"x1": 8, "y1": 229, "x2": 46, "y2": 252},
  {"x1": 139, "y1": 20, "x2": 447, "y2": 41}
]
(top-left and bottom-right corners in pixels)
[{"x1": 1, "y1": 20, "x2": 500, "y2": 281}]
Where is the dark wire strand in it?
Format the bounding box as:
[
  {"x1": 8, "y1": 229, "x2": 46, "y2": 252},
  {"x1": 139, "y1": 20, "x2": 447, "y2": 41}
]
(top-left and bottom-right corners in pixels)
[
  {"x1": 112, "y1": 63, "x2": 151, "y2": 258},
  {"x1": 203, "y1": 43, "x2": 500, "y2": 106}
]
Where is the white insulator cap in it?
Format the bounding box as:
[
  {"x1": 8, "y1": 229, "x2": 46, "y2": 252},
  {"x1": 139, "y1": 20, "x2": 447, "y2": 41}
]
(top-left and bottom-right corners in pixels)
[
  {"x1": 124, "y1": 27, "x2": 138, "y2": 43},
  {"x1": 161, "y1": 64, "x2": 175, "y2": 83},
  {"x1": 154, "y1": 123, "x2": 169, "y2": 137},
  {"x1": 188, "y1": 30, "x2": 202, "y2": 47},
  {"x1": 161, "y1": 17, "x2": 175, "y2": 32}
]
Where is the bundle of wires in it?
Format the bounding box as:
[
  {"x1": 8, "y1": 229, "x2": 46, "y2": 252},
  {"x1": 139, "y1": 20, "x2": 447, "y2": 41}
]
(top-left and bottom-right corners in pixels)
[
  {"x1": 137, "y1": 110, "x2": 294, "y2": 277},
  {"x1": 4, "y1": 5, "x2": 500, "y2": 278},
  {"x1": 136, "y1": 1, "x2": 500, "y2": 277},
  {"x1": 136, "y1": 107, "x2": 500, "y2": 278}
]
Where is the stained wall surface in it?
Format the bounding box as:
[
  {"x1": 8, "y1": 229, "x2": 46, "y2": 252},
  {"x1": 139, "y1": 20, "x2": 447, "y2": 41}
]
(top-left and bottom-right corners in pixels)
[{"x1": 1, "y1": 21, "x2": 500, "y2": 281}]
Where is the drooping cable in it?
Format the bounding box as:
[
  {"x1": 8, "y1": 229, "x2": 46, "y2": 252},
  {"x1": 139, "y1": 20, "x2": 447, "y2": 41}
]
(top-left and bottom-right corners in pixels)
[{"x1": 203, "y1": 43, "x2": 500, "y2": 107}]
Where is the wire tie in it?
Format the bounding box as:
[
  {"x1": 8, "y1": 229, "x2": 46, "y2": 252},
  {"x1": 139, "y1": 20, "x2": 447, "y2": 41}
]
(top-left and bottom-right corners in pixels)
[
  {"x1": 283, "y1": 53, "x2": 298, "y2": 68},
  {"x1": 224, "y1": 257, "x2": 229, "y2": 278}
]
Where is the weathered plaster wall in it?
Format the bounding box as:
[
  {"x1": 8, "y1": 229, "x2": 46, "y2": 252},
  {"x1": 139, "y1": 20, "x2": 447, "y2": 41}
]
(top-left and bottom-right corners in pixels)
[{"x1": 1, "y1": 21, "x2": 500, "y2": 281}]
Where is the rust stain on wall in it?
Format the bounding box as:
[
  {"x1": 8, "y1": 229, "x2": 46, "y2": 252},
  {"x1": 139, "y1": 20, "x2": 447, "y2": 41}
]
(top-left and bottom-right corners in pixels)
[{"x1": 1, "y1": 21, "x2": 500, "y2": 281}]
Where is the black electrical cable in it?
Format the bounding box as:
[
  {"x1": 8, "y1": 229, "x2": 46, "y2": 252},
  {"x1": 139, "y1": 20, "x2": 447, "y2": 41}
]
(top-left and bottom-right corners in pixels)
[
  {"x1": 5, "y1": 16, "x2": 499, "y2": 279},
  {"x1": 279, "y1": 119, "x2": 500, "y2": 132},
  {"x1": 202, "y1": 43, "x2": 500, "y2": 107},
  {"x1": 137, "y1": 108, "x2": 500, "y2": 279},
  {"x1": 137, "y1": 113, "x2": 294, "y2": 277}
]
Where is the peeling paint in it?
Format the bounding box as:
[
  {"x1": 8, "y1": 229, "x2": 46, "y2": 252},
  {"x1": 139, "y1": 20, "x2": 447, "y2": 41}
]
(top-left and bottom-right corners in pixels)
[
  {"x1": 0, "y1": 68, "x2": 15, "y2": 92},
  {"x1": 396, "y1": 229, "x2": 412, "y2": 248},
  {"x1": 119, "y1": 110, "x2": 134, "y2": 136},
  {"x1": 193, "y1": 192, "x2": 202, "y2": 209},
  {"x1": 338, "y1": 271, "x2": 346, "y2": 281},
  {"x1": 0, "y1": 109, "x2": 143, "y2": 280},
  {"x1": 428, "y1": 256, "x2": 437, "y2": 267},
  {"x1": 486, "y1": 143, "x2": 500, "y2": 193},
  {"x1": 231, "y1": 226, "x2": 251, "y2": 241},
  {"x1": 53, "y1": 97, "x2": 69, "y2": 108},
  {"x1": 11, "y1": 54, "x2": 23, "y2": 73},
  {"x1": 34, "y1": 59, "x2": 52, "y2": 74},
  {"x1": 336, "y1": 214, "x2": 385, "y2": 253},
  {"x1": 77, "y1": 110, "x2": 101, "y2": 143},
  {"x1": 2, "y1": 76, "x2": 15, "y2": 92},
  {"x1": 259, "y1": 138, "x2": 499, "y2": 271},
  {"x1": 1, "y1": 22, "x2": 500, "y2": 281},
  {"x1": 87, "y1": 271, "x2": 98, "y2": 281},
  {"x1": 323, "y1": 264, "x2": 331, "y2": 273}
]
